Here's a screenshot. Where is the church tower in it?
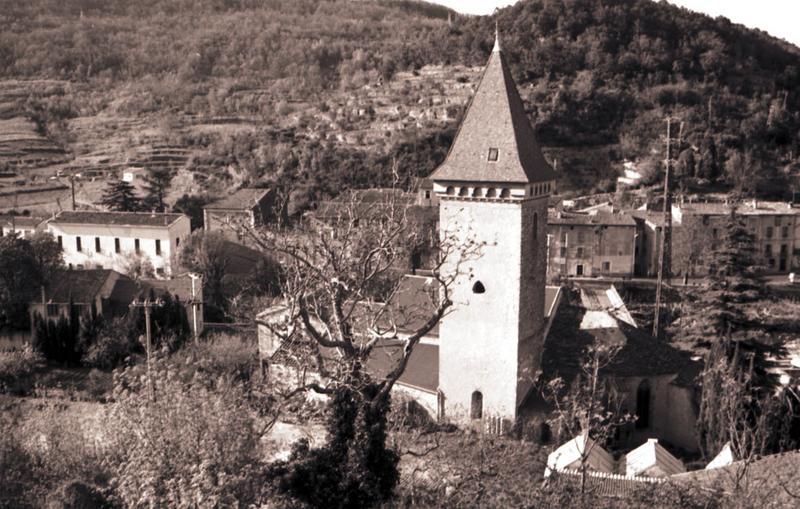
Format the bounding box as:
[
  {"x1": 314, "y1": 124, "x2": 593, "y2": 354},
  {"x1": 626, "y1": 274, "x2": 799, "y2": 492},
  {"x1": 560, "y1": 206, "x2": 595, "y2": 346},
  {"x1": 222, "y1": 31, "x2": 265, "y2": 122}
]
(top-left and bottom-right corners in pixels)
[{"x1": 432, "y1": 31, "x2": 556, "y2": 426}]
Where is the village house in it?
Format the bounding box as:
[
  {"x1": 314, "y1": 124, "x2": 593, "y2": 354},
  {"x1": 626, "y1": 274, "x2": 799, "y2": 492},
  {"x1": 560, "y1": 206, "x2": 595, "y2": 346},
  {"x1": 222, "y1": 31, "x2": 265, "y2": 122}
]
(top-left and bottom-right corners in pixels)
[
  {"x1": 546, "y1": 210, "x2": 637, "y2": 280},
  {"x1": 29, "y1": 269, "x2": 204, "y2": 338},
  {"x1": 671, "y1": 199, "x2": 800, "y2": 275},
  {"x1": 0, "y1": 215, "x2": 46, "y2": 238},
  {"x1": 203, "y1": 187, "x2": 277, "y2": 240},
  {"x1": 46, "y1": 211, "x2": 190, "y2": 277}
]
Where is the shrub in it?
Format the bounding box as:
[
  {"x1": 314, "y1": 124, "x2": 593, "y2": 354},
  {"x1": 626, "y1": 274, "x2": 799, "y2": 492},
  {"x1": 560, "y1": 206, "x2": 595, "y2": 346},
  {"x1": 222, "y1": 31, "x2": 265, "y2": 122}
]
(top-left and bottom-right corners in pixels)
[
  {"x1": 0, "y1": 344, "x2": 44, "y2": 394},
  {"x1": 105, "y1": 360, "x2": 268, "y2": 507},
  {"x1": 82, "y1": 317, "x2": 138, "y2": 370}
]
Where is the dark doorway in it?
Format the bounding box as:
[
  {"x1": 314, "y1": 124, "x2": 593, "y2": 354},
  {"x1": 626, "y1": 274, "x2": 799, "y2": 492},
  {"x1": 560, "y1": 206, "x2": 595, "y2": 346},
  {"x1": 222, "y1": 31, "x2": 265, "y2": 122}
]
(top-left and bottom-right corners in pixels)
[
  {"x1": 470, "y1": 391, "x2": 483, "y2": 420},
  {"x1": 636, "y1": 380, "x2": 651, "y2": 429}
]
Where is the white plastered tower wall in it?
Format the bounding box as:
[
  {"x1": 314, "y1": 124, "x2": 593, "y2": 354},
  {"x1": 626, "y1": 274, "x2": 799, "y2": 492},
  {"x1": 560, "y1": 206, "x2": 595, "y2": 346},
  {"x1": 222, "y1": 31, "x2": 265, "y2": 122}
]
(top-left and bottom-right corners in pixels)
[
  {"x1": 429, "y1": 29, "x2": 557, "y2": 427},
  {"x1": 437, "y1": 188, "x2": 549, "y2": 423}
]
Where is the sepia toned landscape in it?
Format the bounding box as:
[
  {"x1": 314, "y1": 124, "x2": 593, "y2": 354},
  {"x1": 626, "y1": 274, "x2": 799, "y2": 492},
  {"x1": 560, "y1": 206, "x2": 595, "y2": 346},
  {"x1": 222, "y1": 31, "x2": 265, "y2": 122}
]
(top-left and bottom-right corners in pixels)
[{"x1": 1, "y1": 1, "x2": 800, "y2": 507}]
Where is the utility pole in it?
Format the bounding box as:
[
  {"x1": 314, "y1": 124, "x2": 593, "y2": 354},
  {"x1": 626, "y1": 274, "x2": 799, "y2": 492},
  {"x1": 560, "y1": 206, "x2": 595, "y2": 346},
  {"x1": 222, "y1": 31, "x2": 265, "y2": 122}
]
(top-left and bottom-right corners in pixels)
[
  {"x1": 129, "y1": 297, "x2": 163, "y2": 399},
  {"x1": 653, "y1": 118, "x2": 683, "y2": 339},
  {"x1": 70, "y1": 175, "x2": 76, "y2": 210}
]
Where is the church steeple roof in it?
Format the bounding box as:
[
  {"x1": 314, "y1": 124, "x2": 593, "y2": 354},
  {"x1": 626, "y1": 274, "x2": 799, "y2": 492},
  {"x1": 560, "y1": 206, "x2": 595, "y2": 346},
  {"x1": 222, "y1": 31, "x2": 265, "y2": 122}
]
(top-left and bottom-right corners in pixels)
[{"x1": 431, "y1": 32, "x2": 556, "y2": 184}]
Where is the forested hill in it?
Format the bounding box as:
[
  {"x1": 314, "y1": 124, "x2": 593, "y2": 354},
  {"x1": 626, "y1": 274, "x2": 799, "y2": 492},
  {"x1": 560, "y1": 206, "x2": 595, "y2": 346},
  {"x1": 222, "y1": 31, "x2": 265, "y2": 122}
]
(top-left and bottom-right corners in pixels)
[{"x1": 0, "y1": 0, "x2": 798, "y2": 210}]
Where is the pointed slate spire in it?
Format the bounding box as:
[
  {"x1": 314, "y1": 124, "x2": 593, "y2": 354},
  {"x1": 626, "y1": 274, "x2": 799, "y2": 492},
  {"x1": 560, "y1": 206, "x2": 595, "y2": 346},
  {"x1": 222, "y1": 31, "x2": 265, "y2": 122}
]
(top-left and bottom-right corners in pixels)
[{"x1": 432, "y1": 29, "x2": 556, "y2": 184}]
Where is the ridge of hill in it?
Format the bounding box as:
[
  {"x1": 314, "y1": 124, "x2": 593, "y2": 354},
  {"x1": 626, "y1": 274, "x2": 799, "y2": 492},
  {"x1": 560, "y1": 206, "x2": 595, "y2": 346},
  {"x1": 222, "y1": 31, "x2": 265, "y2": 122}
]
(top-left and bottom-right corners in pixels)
[{"x1": 0, "y1": 0, "x2": 797, "y2": 215}]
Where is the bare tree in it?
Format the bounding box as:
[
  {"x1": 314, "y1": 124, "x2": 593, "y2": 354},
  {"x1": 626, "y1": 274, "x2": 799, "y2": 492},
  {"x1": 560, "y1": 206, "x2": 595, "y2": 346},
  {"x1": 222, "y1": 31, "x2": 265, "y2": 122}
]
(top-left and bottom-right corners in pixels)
[
  {"x1": 239, "y1": 177, "x2": 482, "y2": 506},
  {"x1": 544, "y1": 342, "x2": 633, "y2": 495},
  {"x1": 697, "y1": 339, "x2": 796, "y2": 494}
]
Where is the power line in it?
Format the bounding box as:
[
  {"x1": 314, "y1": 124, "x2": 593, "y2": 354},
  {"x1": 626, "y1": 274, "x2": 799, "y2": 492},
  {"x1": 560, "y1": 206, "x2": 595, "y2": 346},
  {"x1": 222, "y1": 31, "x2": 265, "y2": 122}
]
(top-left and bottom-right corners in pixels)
[{"x1": 653, "y1": 117, "x2": 683, "y2": 340}]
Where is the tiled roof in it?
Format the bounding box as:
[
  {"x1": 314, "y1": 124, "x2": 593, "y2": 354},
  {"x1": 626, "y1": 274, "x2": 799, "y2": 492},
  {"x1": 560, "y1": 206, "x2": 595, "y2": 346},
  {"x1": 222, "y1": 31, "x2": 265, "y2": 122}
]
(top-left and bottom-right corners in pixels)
[
  {"x1": 677, "y1": 201, "x2": 800, "y2": 216},
  {"x1": 368, "y1": 340, "x2": 438, "y2": 393},
  {"x1": 535, "y1": 289, "x2": 696, "y2": 382},
  {"x1": 548, "y1": 210, "x2": 636, "y2": 227},
  {"x1": 41, "y1": 269, "x2": 116, "y2": 303},
  {"x1": 0, "y1": 215, "x2": 45, "y2": 228},
  {"x1": 431, "y1": 45, "x2": 556, "y2": 184},
  {"x1": 50, "y1": 211, "x2": 184, "y2": 227},
  {"x1": 205, "y1": 188, "x2": 270, "y2": 210},
  {"x1": 673, "y1": 451, "x2": 800, "y2": 505}
]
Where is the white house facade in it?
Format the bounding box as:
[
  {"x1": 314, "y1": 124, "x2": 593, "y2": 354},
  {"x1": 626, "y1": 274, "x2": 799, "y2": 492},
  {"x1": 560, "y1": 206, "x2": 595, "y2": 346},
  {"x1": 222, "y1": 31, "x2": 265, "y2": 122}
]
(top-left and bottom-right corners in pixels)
[{"x1": 46, "y1": 211, "x2": 191, "y2": 277}]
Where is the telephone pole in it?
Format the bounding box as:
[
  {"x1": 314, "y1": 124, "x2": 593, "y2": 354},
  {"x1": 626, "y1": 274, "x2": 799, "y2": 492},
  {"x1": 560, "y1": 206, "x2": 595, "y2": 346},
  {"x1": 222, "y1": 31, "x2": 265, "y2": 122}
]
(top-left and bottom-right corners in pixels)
[
  {"x1": 129, "y1": 297, "x2": 163, "y2": 398},
  {"x1": 653, "y1": 118, "x2": 683, "y2": 339}
]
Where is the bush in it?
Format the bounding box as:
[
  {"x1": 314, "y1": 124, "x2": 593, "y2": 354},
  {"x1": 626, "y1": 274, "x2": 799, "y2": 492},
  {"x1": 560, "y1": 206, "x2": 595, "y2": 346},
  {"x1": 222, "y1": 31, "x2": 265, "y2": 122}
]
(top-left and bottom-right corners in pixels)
[
  {"x1": 105, "y1": 360, "x2": 268, "y2": 507},
  {"x1": 0, "y1": 344, "x2": 44, "y2": 394},
  {"x1": 82, "y1": 317, "x2": 138, "y2": 370}
]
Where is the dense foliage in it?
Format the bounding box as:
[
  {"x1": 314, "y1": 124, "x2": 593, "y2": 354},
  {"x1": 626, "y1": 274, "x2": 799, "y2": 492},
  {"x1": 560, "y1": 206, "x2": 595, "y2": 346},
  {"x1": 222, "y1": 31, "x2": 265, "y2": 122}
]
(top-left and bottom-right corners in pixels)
[
  {"x1": 1, "y1": 0, "x2": 797, "y2": 204},
  {"x1": 0, "y1": 232, "x2": 63, "y2": 330}
]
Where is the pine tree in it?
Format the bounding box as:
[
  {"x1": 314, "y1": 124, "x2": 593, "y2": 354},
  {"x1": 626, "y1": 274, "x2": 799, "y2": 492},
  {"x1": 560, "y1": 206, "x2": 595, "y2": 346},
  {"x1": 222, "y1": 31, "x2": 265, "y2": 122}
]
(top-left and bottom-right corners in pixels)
[
  {"x1": 102, "y1": 178, "x2": 143, "y2": 212},
  {"x1": 676, "y1": 204, "x2": 776, "y2": 384},
  {"x1": 142, "y1": 167, "x2": 173, "y2": 211}
]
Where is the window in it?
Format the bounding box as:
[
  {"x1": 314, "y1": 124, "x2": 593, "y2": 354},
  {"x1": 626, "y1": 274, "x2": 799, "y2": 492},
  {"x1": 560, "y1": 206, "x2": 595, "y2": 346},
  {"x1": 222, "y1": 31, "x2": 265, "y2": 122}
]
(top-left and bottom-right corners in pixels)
[
  {"x1": 576, "y1": 247, "x2": 584, "y2": 258},
  {"x1": 781, "y1": 244, "x2": 788, "y2": 256},
  {"x1": 156, "y1": 268, "x2": 164, "y2": 276},
  {"x1": 782, "y1": 226, "x2": 789, "y2": 238},
  {"x1": 471, "y1": 188, "x2": 483, "y2": 198},
  {"x1": 114, "y1": 238, "x2": 121, "y2": 253},
  {"x1": 459, "y1": 187, "x2": 469, "y2": 197},
  {"x1": 712, "y1": 228, "x2": 717, "y2": 238},
  {"x1": 636, "y1": 380, "x2": 651, "y2": 429},
  {"x1": 577, "y1": 231, "x2": 585, "y2": 244},
  {"x1": 424, "y1": 190, "x2": 431, "y2": 199},
  {"x1": 134, "y1": 239, "x2": 140, "y2": 254},
  {"x1": 775, "y1": 217, "x2": 782, "y2": 226},
  {"x1": 559, "y1": 247, "x2": 567, "y2": 257},
  {"x1": 487, "y1": 148, "x2": 499, "y2": 162},
  {"x1": 533, "y1": 213, "x2": 538, "y2": 239},
  {"x1": 767, "y1": 226, "x2": 774, "y2": 239},
  {"x1": 155, "y1": 239, "x2": 162, "y2": 255},
  {"x1": 76, "y1": 237, "x2": 82, "y2": 252},
  {"x1": 175, "y1": 237, "x2": 180, "y2": 247},
  {"x1": 57, "y1": 236, "x2": 62, "y2": 248},
  {"x1": 560, "y1": 231, "x2": 567, "y2": 244},
  {"x1": 576, "y1": 264, "x2": 584, "y2": 276},
  {"x1": 470, "y1": 391, "x2": 483, "y2": 419},
  {"x1": 766, "y1": 245, "x2": 773, "y2": 256},
  {"x1": 499, "y1": 188, "x2": 510, "y2": 198},
  {"x1": 446, "y1": 186, "x2": 455, "y2": 196},
  {"x1": 46, "y1": 303, "x2": 59, "y2": 317},
  {"x1": 486, "y1": 188, "x2": 497, "y2": 198},
  {"x1": 95, "y1": 237, "x2": 101, "y2": 253},
  {"x1": 472, "y1": 281, "x2": 486, "y2": 294},
  {"x1": 602, "y1": 261, "x2": 611, "y2": 272}
]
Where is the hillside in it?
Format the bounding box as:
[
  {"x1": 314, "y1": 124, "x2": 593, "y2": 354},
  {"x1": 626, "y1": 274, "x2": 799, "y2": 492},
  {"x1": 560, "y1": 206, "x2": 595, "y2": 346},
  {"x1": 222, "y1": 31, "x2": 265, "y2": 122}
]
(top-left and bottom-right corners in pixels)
[{"x1": 0, "y1": 0, "x2": 798, "y2": 214}]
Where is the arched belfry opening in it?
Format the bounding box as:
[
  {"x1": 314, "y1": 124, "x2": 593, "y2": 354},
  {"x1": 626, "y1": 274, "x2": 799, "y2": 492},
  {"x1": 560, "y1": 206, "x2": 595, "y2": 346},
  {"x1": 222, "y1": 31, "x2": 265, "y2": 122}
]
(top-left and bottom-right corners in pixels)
[
  {"x1": 472, "y1": 281, "x2": 486, "y2": 294},
  {"x1": 636, "y1": 380, "x2": 651, "y2": 429},
  {"x1": 470, "y1": 391, "x2": 483, "y2": 419}
]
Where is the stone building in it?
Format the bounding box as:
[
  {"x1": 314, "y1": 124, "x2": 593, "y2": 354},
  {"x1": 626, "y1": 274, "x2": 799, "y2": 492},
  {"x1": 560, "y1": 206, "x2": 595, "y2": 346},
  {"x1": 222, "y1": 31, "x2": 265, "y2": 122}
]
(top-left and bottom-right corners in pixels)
[
  {"x1": 429, "y1": 32, "x2": 556, "y2": 425},
  {"x1": 203, "y1": 188, "x2": 277, "y2": 240},
  {"x1": 671, "y1": 199, "x2": 800, "y2": 275},
  {"x1": 46, "y1": 211, "x2": 190, "y2": 277},
  {"x1": 546, "y1": 210, "x2": 637, "y2": 280}
]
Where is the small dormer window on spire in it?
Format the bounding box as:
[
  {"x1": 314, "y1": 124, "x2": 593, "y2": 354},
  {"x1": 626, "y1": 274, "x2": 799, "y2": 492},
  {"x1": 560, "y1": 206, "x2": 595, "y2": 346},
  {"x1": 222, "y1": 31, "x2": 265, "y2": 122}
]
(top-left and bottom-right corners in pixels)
[{"x1": 487, "y1": 148, "x2": 499, "y2": 162}]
